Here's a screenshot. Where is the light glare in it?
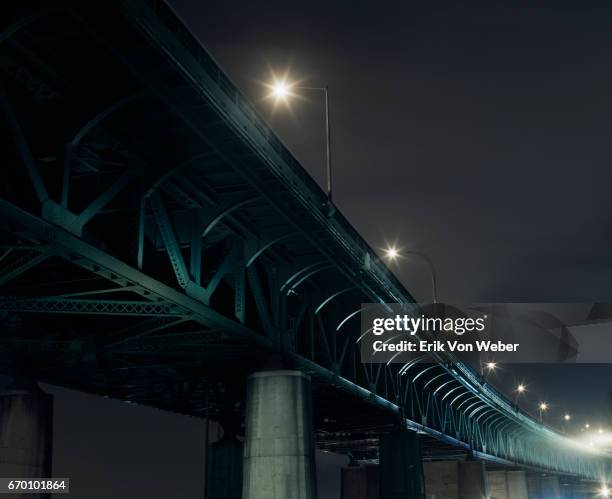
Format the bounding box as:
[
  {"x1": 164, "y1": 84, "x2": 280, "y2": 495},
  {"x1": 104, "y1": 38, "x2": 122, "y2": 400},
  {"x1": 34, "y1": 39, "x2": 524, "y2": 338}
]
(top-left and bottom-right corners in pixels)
[
  {"x1": 271, "y1": 80, "x2": 291, "y2": 100},
  {"x1": 386, "y1": 246, "x2": 399, "y2": 260}
]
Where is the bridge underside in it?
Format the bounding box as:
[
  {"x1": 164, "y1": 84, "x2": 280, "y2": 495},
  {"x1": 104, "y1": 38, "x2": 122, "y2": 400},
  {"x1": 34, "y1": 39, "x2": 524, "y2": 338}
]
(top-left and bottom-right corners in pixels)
[{"x1": 1, "y1": 0, "x2": 610, "y2": 482}]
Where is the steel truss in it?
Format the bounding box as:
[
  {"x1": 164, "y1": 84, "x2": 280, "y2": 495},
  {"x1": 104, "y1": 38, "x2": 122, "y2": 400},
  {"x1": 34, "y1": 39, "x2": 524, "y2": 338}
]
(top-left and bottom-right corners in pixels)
[{"x1": 0, "y1": 0, "x2": 609, "y2": 481}]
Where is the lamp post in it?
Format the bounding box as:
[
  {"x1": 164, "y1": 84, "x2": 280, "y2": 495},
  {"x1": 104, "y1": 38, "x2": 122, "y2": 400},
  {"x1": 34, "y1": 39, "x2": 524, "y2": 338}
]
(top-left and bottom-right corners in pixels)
[
  {"x1": 562, "y1": 413, "x2": 571, "y2": 434},
  {"x1": 539, "y1": 402, "x2": 548, "y2": 423},
  {"x1": 481, "y1": 361, "x2": 497, "y2": 380},
  {"x1": 269, "y1": 80, "x2": 334, "y2": 206},
  {"x1": 384, "y1": 247, "x2": 438, "y2": 304},
  {"x1": 514, "y1": 383, "x2": 526, "y2": 405}
]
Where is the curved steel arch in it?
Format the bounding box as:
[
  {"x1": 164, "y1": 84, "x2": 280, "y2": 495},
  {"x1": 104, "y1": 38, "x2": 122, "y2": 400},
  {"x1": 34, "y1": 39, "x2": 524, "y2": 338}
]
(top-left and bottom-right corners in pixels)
[
  {"x1": 335, "y1": 304, "x2": 379, "y2": 332},
  {"x1": 462, "y1": 399, "x2": 486, "y2": 415},
  {"x1": 145, "y1": 153, "x2": 216, "y2": 197},
  {"x1": 71, "y1": 92, "x2": 149, "y2": 146},
  {"x1": 411, "y1": 364, "x2": 440, "y2": 384},
  {"x1": 280, "y1": 262, "x2": 330, "y2": 293},
  {"x1": 433, "y1": 379, "x2": 457, "y2": 395},
  {"x1": 479, "y1": 411, "x2": 503, "y2": 428},
  {"x1": 453, "y1": 393, "x2": 479, "y2": 410},
  {"x1": 471, "y1": 403, "x2": 494, "y2": 420},
  {"x1": 490, "y1": 417, "x2": 512, "y2": 435},
  {"x1": 201, "y1": 197, "x2": 262, "y2": 239},
  {"x1": 441, "y1": 385, "x2": 465, "y2": 402},
  {"x1": 448, "y1": 390, "x2": 472, "y2": 406},
  {"x1": 246, "y1": 232, "x2": 298, "y2": 267},
  {"x1": 399, "y1": 356, "x2": 429, "y2": 375},
  {"x1": 314, "y1": 287, "x2": 355, "y2": 315},
  {"x1": 287, "y1": 264, "x2": 336, "y2": 294},
  {"x1": 423, "y1": 372, "x2": 450, "y2": 391}
]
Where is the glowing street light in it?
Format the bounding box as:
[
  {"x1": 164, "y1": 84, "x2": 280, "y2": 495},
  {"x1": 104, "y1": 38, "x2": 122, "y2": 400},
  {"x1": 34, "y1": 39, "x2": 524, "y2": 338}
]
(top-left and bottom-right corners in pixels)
[
  {"x1": 539, "y1": 402, "x2": 548, "y2": 423},
  {"x1": 481, "y1": 361, "x2": 497, "y2": 381},
  {"x1": 598, "y1": 485, "x2": 610, "y2": 497},
  {"x1": 267, "y1": 74, "x2": 334, "y2": 205},
  {"x1": 514, "y1": 383, "x2": 526, "y2": 404},
  {"x1": 561, "y1": 413, "x2": 571, "y2": 434},
  {"x1": 270, "y1": 80, "x2": 291, "y2": 101},
  {"x1": 381, "y1": 246, "x2": 438, "y2": 303},
  {"x1": 585, "y1": 424, "x2": 591, "y2": 429},
  {"x1": 385, "y1": 246, "x2": 399, "y2": 260}
]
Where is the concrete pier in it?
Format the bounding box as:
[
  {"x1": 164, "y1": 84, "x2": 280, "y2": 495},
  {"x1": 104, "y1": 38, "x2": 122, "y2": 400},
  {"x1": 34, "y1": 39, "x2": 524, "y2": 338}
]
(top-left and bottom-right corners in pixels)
[
  {"x1": 379, "y1": 430, "x2": 425, "y2": 499},
  {"x1": 424, "y1": 461, "x2": 458, "y2": 498},
  {"x1": 527, "y1": 473, "x2": 561, "y2": 499},
  {"x1": 487, "y1": 469, "x2": 528, "y2": 499},
  {"x1": 0, "y1": 380, "x2": 53, "y2": 479},
  {"x1": 487, "y1": 470, "x2": 506, "y2": 499},
  {"x1": 424, "y1": 461, "x2": 488, "y2": 498},
  {"x1": 506, "y1": 470, "x2": 529, "y2": 499},
  {"x1": 242, "y1": 370, "x2": 316, "y2": 499},
  {"x1": 341, "y1": 464, "x2": 379, "y2": 499},
  {"x1": 206, "y1": 433, "x2": 243, "y2": 499},
  {"x1": 458, "y1": 461, "x2": 487, "y2": 499}
]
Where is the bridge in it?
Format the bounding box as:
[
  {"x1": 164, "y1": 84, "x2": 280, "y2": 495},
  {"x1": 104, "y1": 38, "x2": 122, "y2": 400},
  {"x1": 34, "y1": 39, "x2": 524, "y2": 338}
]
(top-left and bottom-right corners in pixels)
[{"x1": 0, "y1": 2, "x2": 610, "y2": 498}]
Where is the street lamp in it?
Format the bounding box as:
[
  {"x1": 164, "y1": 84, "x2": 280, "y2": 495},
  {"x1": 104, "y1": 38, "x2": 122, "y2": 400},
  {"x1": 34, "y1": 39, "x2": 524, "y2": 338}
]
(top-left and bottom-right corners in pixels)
[
  {"x1": 405, "y1": 250, "x2": 438, "y2": 304},
  {"x1": 562, "y1": 413, "x2": 571, "y2": 434},
  {"x1": 385, "y1": 246, "x2": 399, "y2": 260},
  {"x1": 268, "y1": 78, "x2": 334, "y2": 206},
  {"x1": 539, "y1": 402, "x2": 548, "y2": 423},
  {"x1": 514, "y1": 383, "x2": 526, "y2": 404},
  {"x1": 598, "y1": 485, "x2": 610, "y2": 497},
  {"x1": 481, "y1": 361, "x2": 497, "y2": 380},
  {"x1": 271, "y1": 80, "x2": 291, "y2": 100},
  {"x1": 383, "y1": 246, "x2": 438, "y2": 303}
]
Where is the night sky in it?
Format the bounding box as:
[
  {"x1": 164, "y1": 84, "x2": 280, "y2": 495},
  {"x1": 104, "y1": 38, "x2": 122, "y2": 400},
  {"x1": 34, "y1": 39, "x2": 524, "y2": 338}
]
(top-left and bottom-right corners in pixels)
[{"x1": 23, "y1": 1, "x2": 612, "y2": 497}]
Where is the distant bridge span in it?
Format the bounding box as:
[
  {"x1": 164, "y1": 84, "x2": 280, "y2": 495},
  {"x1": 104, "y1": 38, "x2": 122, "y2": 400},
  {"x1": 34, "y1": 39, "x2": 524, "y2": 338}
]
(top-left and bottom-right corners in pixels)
[{"x1": 0, "y1": 0, "x2": 609, "y2": 490}]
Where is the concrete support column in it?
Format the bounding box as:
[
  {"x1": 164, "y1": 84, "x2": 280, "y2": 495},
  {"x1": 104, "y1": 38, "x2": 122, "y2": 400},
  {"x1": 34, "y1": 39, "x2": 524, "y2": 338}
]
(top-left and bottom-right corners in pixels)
[
  {"x1": 0, "y1": 380, "x2": 53, "y2": 480},
  {"x1": 506, "y1": 470, "x2": 528, "y2": 499},
  {"x1": 341, "y1": 464, "x2": 379, "y2": 499},
  {"x1": 527, "y1": 473, "x2": 561, "y2": 499},
  {"x1": 424, "y1": 461, "x2": 459, "y2": 499},
  {"x1": 487, "y1": 470, "x2": 528, "y2": 499},
  {"x1": 486, "y1": 470, "x2": 507, "y2": 499},
  {"x1": 379, "y1": 430, "x2": 425, "y2": 499},
  {"x1": 242, "y1": 370, "x2": 316, "y2": 499},
  {"x1": 207, "y1": 433, "x2": 243, "y2": 499},
  {"x1": 539, "y1": 475, "x2": 561, "y2": 499},
  {"x1": 458, "y1": 461, "x2": 487, "y2": 499}
]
